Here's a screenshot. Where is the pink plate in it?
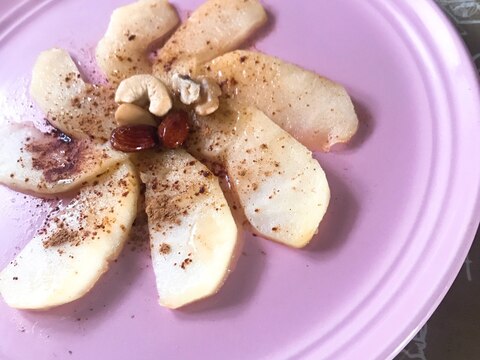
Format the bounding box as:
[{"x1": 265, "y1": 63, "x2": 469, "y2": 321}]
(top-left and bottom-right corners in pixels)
[{"x1": 0, "y1": 0, "x2": 479, "y2": 359}]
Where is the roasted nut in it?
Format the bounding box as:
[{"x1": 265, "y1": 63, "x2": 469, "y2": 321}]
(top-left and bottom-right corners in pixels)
[
  {"x1": 157, "y1": 110, "x2": 190, "y2": 149},
  {"x1": 110, "y1": 125, "x2": 158, "y2": 152},
  {"x1": 115, "y1": 103, "x2": 157, "y2": 127},
  {"x1": 171, "y1": 73, "x2": 221, "y2": 115},
  {"x1": 171, "y1": 73, "x2": 201, "y2": 105},
  {"x1": 115, "y1": 74, "x2": 172, "y2": 116},
  {"x1": 195, "y1": 77, "x2": 221, "y2": 115}
]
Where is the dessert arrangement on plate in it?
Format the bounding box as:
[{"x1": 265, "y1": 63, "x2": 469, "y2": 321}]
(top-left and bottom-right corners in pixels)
[{"x1": 0, "y1": 0, "x2": 358, "y2": 310}]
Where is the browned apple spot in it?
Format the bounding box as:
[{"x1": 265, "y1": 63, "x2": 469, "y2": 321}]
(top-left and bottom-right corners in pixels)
[{"x1": 25, "y1": 133, "x2": 88, "y2": 183}]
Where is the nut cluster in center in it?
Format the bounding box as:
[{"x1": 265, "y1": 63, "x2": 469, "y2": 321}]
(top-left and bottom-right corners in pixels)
[{"x1": 110, "y1": 73, "x2": 221, "y2": 153}]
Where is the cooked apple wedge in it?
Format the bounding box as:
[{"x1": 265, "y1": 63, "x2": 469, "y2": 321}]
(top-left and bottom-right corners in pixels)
[
  {"x1": 187, "y1": 104, "x2": 330, "y2": 248},
  {"x1": 30, "y1": 48, "x2": 117, "y2": 142},
  {"x1": 0, "y1": 124, "x2": 127, "y2": 194},
  {"x1": 135, "y1": 150, "x2": 239, "y2": 309},
  {"x1": 96, "y1": 0, "x2": 179, "y2": 83},
  {"x1": 202, "y1": 50, "x2": 358, "y2": 151},
  {"x1": 0, "y1": 162, "x2": 139, "y2": 309},
  {"x1": 153, "y1": 0, "x2": 267, "y2": 83}
]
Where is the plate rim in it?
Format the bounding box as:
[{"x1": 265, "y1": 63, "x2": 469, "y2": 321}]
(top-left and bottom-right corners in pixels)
[
  {"x1": 0, "y1": 1, "x2": 479, "y2": 359},
  {"x1": 297, "y1": 0, "x2": 480, "y2": 358}
]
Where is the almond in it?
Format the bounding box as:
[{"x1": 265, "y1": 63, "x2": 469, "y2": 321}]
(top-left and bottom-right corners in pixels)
[
  {"x1": 157, "y1": 110, "x2": 190, "y2": 149},
  {"x1": 110, "y1": 125, "x2": 158, "y2": 152}
]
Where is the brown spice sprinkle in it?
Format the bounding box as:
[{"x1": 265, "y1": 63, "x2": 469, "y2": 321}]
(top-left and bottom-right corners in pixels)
[
  {"x1": 139, "y1": 154, "x2": 218, "y2": 233},
  {"x1": 159, "y1": 243, "x2": 171, "y2": 255},
  {"x1": 35, "y1": 169, "x2": 135, "y2": 251},
  {"x1": 198, "y1": 170, "x2": 211, "y2": 178},
  {"x1": 145, "y1": 189, "x2": 185, "y2": 231},
  {"x1": 195, "y1": 185, "x2": 207, "y2": 196},
  {"x1": 180, "y1": 258, "x2": 192, "y2": 269},
  {"x1": 43, "y1": 228, "x2": 76, "y2": 248},
  {"x1": 49, "y1": 83, "x2": 117, "y2": 142}
]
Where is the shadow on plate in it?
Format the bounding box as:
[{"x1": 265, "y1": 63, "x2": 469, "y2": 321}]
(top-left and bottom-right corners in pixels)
[
  {"x1": 20, "y1": 234, "x2": 148, "y2": 332},
  {"x1": 305, "y1": 157, "x2": 359, "y2": 254},
  {"x1": 174, "y1": 233, "x2": 266, "y2": 316},
  {"x1": 339, "y1": 99, "x2": 374, "y2": 152},
  {"x1": 304, "y1": 98, "x2": 371, "y2": 252},
  {"x1": 350, "y1": 99, "x2": 374, "y2": 149}
]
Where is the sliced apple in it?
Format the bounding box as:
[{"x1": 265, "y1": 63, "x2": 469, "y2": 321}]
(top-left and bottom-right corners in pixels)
[
  {"x1": 96, "y1": 0, "x2": 179, "y2": 83},
  {"x1": 30, "y1": 48, "x2": 117, "y2": 142},
  {"x1": 187, "y1": 103, "x2": 330, "y2": 248},
  {"x1": 0, "y1": 124, "x2": 127, "y2": 194},
  {"x1": 153, "y1": 0, "x2": 267, "y2": 84},
  {"x1": 0, "y1": 162, "x2": 139, "y2": 309},
  {"x1": 135, "y1": 149, "x2": 239, "y2": 309},
  {"x1": 202, "y1": 50, "x2": 358, "y2": 151}
]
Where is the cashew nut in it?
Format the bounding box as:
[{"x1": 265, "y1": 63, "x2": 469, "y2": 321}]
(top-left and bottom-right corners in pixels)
[
  {"x1": 194, "y1": 77, "x2": 222, "y2": 116},
  {"x1": 115, "y1": 74, "x2": 172, "y2": 116},
  {"x1": 171, "y1": 73, "x2": 201, "y2": 105},
  {"x1": 115, "y1": 103, "x2": 157, "y2": 127}
]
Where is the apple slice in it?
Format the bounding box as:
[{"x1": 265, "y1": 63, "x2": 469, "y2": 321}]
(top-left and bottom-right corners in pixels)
[
  {"x1": 135, "y1": 150, "x2": 239, "y2": 309},
  {"x1": 187, "y1": 103, "x2": 330, "y2": 248},
  {"x1": 153, "y1": 0, "x2": 267, "y2": 83},
  {"x1": 202, "y1": 50, "x2": 358, "y2": 151},
  {"x1": 0, "y1": 162, "x2": 139, "y2": 309},
  {"x1": 30, "y1": 48, "x2": 117, "y2": 142},
  {"x1": 0, "y1": 124, "x2": 127, "y2": 194},
  {"x1": 96, "y1": 0, "x2": 179, "y2": 83}
]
